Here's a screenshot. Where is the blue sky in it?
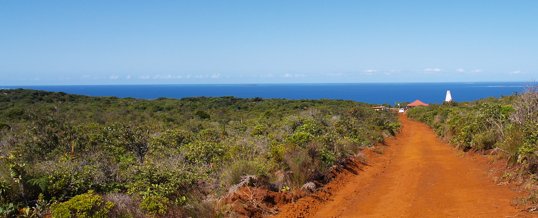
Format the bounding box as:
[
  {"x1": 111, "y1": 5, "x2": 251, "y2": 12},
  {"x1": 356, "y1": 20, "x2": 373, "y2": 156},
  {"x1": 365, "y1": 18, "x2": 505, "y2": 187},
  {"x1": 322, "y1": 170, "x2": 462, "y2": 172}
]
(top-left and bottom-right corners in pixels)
[{"x1": 1, "y1": 0, "x2": 537, "y2": 85}]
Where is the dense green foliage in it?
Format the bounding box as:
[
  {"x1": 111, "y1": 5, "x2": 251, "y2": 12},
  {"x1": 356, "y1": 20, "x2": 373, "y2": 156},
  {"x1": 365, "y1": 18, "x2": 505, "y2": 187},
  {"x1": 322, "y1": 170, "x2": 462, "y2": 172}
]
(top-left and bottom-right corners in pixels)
[
  {"x1": 50, "y1": 190, "x2": 114, "y2": 218},
  {"x1": 0, "y1": 89, "x2": 399, "y2": 217},
  {"x1": 407, "y1": 88, "x2": 538, "y2": 174}
]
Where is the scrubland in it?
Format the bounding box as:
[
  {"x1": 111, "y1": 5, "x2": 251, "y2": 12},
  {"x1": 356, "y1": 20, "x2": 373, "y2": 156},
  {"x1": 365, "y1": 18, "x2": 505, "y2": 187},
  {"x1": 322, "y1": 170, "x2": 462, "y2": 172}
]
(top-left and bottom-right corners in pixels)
[{"x1": 0, "y1": 89, "x2": 399, "y2": 217}]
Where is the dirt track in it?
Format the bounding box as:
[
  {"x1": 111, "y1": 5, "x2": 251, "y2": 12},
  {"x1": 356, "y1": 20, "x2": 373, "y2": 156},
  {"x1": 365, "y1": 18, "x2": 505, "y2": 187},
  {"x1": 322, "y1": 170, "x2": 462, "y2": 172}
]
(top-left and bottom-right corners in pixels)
[{"x1": 276, "y1": 114, "x2": 527, "y2": 217}]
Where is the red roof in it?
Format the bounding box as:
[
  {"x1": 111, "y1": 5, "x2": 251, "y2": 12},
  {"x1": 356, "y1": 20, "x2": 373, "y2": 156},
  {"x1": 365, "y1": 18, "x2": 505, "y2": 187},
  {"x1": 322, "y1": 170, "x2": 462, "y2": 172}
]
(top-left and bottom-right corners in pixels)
[{"x1": 408, "y1": 99, "x2": 429, "y2": 107}]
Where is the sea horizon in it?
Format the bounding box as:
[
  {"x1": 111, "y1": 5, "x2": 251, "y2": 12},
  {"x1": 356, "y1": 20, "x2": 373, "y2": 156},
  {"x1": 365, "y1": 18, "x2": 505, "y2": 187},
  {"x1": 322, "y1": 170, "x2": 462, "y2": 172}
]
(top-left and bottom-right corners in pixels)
[
  {"x1": 2, "y1": 82, "x2": 531, "y2": 105},
  {"x1": 1, "y1": 81, "x2": 533, "y2": 86}
]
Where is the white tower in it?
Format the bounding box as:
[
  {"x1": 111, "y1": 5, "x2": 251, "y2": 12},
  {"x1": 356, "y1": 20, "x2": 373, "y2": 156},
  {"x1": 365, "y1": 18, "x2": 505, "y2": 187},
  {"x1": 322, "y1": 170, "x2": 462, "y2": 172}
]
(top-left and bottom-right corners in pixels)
[{"x1": 445, "y1": 90, "x2": 453, "y2": 102}]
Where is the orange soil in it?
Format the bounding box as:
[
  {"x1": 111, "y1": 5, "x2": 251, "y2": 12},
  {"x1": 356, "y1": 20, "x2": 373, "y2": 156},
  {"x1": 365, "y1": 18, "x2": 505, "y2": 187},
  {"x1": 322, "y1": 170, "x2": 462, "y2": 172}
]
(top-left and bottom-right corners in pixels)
[{"x1": 276, "y1": 114, "x2": 531, "y2": 218}]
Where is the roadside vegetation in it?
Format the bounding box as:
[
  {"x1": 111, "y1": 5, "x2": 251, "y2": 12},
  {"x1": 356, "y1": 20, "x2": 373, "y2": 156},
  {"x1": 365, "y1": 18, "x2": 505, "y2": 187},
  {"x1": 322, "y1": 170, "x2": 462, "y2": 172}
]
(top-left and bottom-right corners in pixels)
[
  {"x1": 407, "y1": 86, "x2": 538, "y2": 205},
  {"x1": 0, "y1": 89, "x2": 399, "y2": 217}
]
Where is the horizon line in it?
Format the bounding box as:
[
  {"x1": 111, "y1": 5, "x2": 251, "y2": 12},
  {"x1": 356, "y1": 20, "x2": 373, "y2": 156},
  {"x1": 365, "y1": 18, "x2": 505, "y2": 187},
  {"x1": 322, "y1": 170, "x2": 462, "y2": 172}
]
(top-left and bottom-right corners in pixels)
[{"x1": 2, "y1": 81, "x2": 536, "y2": 87}]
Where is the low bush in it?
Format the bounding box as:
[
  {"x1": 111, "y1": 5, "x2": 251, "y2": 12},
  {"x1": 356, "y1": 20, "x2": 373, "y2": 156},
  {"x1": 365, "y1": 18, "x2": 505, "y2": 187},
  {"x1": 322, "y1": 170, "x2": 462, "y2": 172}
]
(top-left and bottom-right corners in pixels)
[
  {"x1": 139, "y1": 195, "x2": 169, "y2": 216},
  {"x1": 50, "y1": 190, "x2": 114, "y2": 218},
  {"x1": 104, "y1": 193, "x2": 144, "y2": 218},
  {"x1": 181, "y1": 141, "x2": 227, "y2": 166},
  {"x1": 219, "y1": 159, "x2": 270, "y2": 189}
]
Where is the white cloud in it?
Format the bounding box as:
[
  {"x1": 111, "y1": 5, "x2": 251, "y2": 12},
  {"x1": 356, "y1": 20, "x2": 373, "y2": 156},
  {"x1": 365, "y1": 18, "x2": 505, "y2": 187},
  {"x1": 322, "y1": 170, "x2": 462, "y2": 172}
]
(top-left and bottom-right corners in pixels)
[
  {"x1": 126, "y1": 75, "x2": 132, "y2": 80},
  {"x1": 261, "y1": 73, "x2": 274, "y2": 78},
  {"x1": 153, "y1": 74, "x2": 185, "y2": 80},
  {"x1": 323, "y1": 72, "x2": 344, "y2": 77},
  {"x1": 456, "y1": 68, "x2": 465, "y2": 73},
  {"x1": 210, "y1": 73, "x2": 221, "y2": 79},
  {"x1": 361, "y1": 69, "x2": 378, "y2": 76},
  {"x1": 509, "y1": 70, "x2": 523, "y2": 75},
  {"x1": 471, "y1": 69, "x2": 482, "y2": 73},
  {"x1": 139, "y1": 74, "x2": 187, "y2": 80},
  {"x1": 424, "y1": 68, "x2": 442, "y2": 73},
  {"x1": 283, "y1": 73, "x2": 305, "y2": 78},
  {"x1": 109, "y1": 75, "x2": 119, "y2": 80}
]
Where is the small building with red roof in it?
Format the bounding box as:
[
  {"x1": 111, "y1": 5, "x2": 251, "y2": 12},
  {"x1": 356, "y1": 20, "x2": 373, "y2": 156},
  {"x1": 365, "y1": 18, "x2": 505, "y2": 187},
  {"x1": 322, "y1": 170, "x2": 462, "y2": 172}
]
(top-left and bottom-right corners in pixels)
[{"x1": 407, "y1": 99, "x2": 429, "y2": 107}]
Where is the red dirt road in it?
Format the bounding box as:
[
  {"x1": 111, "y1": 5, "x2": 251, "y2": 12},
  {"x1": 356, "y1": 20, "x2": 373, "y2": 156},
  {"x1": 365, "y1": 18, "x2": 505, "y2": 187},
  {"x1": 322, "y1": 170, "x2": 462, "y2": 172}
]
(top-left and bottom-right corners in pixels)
[{"x1": 276, "y1": 115, "x2": 528, "y2": 217}]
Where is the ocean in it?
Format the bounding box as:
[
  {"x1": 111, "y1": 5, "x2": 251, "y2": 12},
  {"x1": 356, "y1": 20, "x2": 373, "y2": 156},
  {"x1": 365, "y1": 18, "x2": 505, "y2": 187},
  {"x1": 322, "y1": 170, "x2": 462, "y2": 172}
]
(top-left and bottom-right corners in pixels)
[{"x1": 3, "y1": 82, "x2": 531, "y2": 105}]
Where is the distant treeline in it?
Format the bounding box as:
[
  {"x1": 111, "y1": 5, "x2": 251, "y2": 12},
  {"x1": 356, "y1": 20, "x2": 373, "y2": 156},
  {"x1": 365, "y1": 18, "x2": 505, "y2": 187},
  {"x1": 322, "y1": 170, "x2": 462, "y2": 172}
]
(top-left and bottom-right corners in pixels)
[{"x1": 0, "y1": 89, "x2": 399, "y2": 217}]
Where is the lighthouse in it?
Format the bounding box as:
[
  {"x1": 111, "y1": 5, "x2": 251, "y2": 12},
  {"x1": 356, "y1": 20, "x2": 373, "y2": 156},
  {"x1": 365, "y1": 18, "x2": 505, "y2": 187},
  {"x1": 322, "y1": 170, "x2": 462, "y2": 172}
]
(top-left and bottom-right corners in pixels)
[{"x1": 445, "y1": 90, "x2": 453, "y2": 102}]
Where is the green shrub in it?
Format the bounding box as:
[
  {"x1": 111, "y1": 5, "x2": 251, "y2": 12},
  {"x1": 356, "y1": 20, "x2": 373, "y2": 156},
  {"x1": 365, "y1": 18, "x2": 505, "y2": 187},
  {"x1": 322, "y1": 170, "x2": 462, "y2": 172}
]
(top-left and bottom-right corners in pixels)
[
  {"x1": 287, "y1": 131, "x2": 313, "y2": 147},
  {"x1": 50, "y1": 190, "x2": 114, "y2": 218},
  {"x1": 146, "y1": 129, "x2": 192, "y2": 162},
  {"x1": 0, "y1": 178, "x2": 13, "y2": 204},
  {"x1": 319, "y1": 147, "x2": 336, "y2": 167},
  {"x1": 269, "y1": 143, "x2": 287, "y2": 162},
  {"x1": 139, "y1": 195, "x2": 169, "y2": 215},
  {"x1": 296, "y1": 120, "x2": 323, "y2": 136},
  {"x1": 284, "y1": 149, "x2": 316, "y2": 187},
  {"x1": 472, "y1": 130, "x2": 497, "y2": 150},
  {"x1": 29, "y1": 158, "x2": 111, "y2": 201},
  {"x1": 149, "y1": 129, "x2": 192, "y2": 150},
  {"x1": 197, "y1": 128, "x2": 223, "y2": 143},
  {"x1": 195, "y1": 110, "x2": 211, "y2": 119},
  {"x1": 0, "y1": 203, "x2": 17, "y2": 217},
  {"x1": 181, "y1": 141, "x2": 227, "y2": 165},
  {"x1": 220, "y1": 159, "x2": 270, "y2": 188},
  {"x1": 251, "y1": 124, "x2": 268, "y2": 136},
  {"x1": 104, "y1": 193, "x2": 144, "y2": 218},
  {"x1": 127, "y1": 156, "x2": 204, "y2": 203},
  {"x1": 499, "y1": 125, "x2": 525, "y2": 162}
]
